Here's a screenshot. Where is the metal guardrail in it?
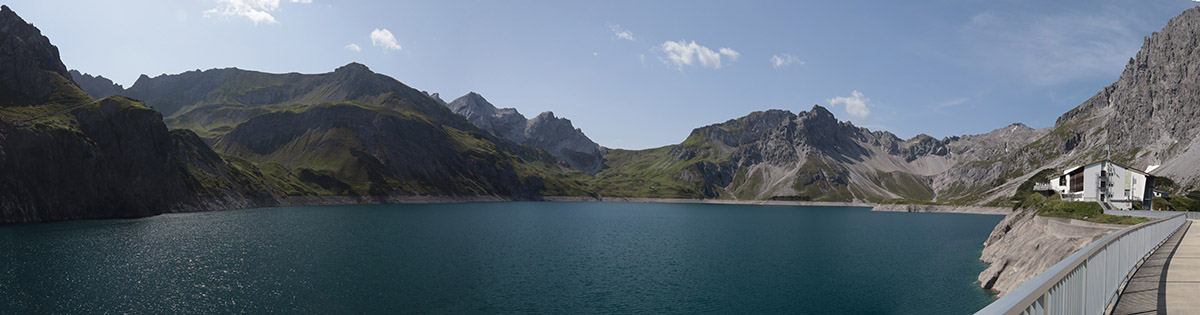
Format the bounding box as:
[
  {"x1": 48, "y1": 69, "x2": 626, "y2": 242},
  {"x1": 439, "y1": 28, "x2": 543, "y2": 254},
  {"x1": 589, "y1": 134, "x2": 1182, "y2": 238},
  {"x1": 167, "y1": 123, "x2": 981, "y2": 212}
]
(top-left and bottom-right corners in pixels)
[
  {"x1": 974, "y1": 213, "x2": 1187, "y2": 315},
  {"x1": 1105, "y1": 209, "x2": 1200, "y2": 219}
]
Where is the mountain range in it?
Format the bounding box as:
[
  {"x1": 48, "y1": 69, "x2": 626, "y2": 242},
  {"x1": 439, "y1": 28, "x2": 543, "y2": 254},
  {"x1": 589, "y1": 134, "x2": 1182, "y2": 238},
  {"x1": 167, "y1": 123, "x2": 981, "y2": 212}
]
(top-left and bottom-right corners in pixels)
[{"x1": 6, "y1": 4, "x2": 1200, "y2": 223}]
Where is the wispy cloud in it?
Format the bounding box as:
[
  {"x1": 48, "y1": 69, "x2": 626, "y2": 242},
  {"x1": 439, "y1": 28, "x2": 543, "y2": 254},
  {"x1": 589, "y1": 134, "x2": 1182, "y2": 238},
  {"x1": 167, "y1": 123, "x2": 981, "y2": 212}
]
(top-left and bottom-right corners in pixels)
[
  {"x1": 609, "y1": 25, "x2": 636, "y2": 41},
  {"x1": 928, "y1": 97, "x2": 969, "y2": 113},
  {"x1": 345, "y1": 43, "x2": 361, "y2": 52},
  {"x1": 203, "y1": 0, "x2": 308, "y2": 24},
  {"x1": 960, "y1": 7, "x2": 1148, "y2": 86},
  {"x1": 659, "y1": 40, "x2": 740, "y2": 70},
  {"x1": 371, "y1": 28, "x2": 403, "y2": 51},
  {"x1": 770, "y1": 53, "x2": 804, "y2": 69},
  {"x1": 828, "y1": 90, "x2": 872, "y2": 119}
]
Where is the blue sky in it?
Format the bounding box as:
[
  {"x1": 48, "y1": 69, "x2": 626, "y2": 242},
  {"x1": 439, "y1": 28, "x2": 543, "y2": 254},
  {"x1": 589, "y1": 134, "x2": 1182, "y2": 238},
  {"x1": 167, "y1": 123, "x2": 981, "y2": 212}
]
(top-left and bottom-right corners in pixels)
[{"x1": 5, "y1": 0, "x2": 1197, "y2": 149}]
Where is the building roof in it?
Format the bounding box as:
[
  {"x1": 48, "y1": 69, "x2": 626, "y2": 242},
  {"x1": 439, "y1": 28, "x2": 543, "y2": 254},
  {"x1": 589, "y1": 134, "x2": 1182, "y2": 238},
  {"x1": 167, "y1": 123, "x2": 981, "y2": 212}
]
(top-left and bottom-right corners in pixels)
[{"x1": 1060, "y1": 159, "x2": 1154, "y2": 177}]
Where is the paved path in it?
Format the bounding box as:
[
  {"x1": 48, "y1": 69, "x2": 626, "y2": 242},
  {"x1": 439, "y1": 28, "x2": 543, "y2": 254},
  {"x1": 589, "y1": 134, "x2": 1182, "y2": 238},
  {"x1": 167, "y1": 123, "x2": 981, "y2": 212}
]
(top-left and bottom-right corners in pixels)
[
  {"x1": 1112, "y1": 219, "x2": 1199, "y2": 315},
  {"x1": 1166, "y1": 219, "x2": 1200, "y2": 314}
]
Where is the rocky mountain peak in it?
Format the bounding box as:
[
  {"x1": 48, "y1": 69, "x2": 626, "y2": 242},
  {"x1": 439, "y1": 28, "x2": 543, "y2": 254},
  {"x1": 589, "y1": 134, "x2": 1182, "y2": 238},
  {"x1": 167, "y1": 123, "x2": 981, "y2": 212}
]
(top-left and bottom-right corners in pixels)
[
  {"x1": 444, "y1": 92, "x2": 605, "y2": 173},
  {"x1": 447, "y1": 91, "x2": 506, "y2": 117},
  {"x1": 0, "y1": 4, "x2": 79, "y2": 106},
  {"x1": 334, "y1": 62, "x2": 371, "y2": 73},
  {"x1": 532, "y1": 111, "x2": 556, "y2": 120},
  {"x1": 808, "y1": 104, "x2": 834, "y2": 117},
  {"x1": 796, "y1": 104, "x2": 839, "y2": 125}
]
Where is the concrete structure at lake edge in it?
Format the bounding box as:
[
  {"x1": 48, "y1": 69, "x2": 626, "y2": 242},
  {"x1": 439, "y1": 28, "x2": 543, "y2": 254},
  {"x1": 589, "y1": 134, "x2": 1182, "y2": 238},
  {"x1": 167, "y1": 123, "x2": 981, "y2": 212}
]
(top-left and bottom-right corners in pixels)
[{"x1": 1044, "y1": 160, "x2": 1156, "y2": 210}]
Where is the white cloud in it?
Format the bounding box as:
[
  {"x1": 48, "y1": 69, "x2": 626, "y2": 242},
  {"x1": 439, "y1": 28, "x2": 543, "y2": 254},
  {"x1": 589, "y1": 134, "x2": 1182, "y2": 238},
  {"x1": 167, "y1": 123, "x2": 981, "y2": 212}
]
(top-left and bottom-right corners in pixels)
[
  {"x1": 770, "y1": 53, "x2": 805, "y2": 69},
  {"x1": 593, "y1": 52, "x2": 599, "y2": 56},
  {"x1": 345, "y1": 43, "x2": 361, "y2": 52},
  {"x1": 609, "y1": 25, "x2": 636, "y2": 41},
  {"x1": 828, "y1": 90, "x2": 872, "y2": 119},
  {"x1": 203, "y1": 0, "x2": 310, "y2": 25},
  {"x1": 719, "y1": 48, "x2": 740, "y2": 61},
  {"x1": 659, "y1": 40, "x2": 740, "y2": 70},
  {"x1": 204, "y1": 0, "x2": 280, "y2": 24},
  {"x1": 370, "y1": 28, "x2": 403, "y2": 51}
]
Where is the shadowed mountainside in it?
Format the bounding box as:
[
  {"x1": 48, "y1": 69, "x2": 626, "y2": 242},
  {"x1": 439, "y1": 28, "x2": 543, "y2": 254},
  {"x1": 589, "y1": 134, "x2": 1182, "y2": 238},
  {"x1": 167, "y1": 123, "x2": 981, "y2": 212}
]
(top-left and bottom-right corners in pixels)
[
  {"x1": 68, "y1": 70, "x2": 123, "y2": 99},
  {"x1": 0, "y1": 5, "x2": 589, "y2": 223},
  {"x1": 0, "y1": 5, "x2": 282, "y2": 223}
]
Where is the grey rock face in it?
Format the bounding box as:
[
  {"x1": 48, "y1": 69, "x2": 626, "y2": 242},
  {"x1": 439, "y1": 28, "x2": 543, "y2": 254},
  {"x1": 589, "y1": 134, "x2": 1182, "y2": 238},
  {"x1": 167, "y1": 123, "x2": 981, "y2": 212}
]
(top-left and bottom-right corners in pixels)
[
  {"x1": 69, "y1": 69, "x2": 125, "y2": 99},
  {"x1": 976, "y1": 207, "x2": 1121, "y2": 297},
  {"x1": 941, "y1": 6, "x2": 1200, "y2": 197},
  {"x1": 1053, "y1": 7, "x2": 1200, "y2": 189},
  {"x1": 649, "y1": 104, "x2": 1055, "y2": 202},
  {"x1": 0, "y1": 5, "x2": 78, "y2": 106},
  {"x1": 445, "y1": 92, "x2": 606, "y2": 173}
]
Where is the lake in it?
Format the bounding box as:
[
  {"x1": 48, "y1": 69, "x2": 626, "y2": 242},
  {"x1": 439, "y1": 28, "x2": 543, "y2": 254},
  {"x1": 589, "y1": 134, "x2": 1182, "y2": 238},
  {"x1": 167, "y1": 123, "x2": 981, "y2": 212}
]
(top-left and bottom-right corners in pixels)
[{"x1": 0, "y1": 202, "x2": 1001, "y2": 314}]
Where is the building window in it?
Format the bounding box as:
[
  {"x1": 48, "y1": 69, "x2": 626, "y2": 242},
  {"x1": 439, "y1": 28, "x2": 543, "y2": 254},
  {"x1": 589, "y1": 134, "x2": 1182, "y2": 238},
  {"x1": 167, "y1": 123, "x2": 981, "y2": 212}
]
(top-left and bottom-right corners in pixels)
[
  {"x1": 1070, "y1": 172, "x2": 1084, "y2": 192},
  {"x1": 1059, "y1": 176, "x2": 1065, "y2": 186}
]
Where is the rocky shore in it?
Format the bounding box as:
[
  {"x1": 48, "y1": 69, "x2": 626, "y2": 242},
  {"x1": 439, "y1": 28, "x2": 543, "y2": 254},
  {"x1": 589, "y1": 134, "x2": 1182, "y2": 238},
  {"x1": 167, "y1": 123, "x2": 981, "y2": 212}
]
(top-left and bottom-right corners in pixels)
[
  {"x1": 870, "y1": 203, "x2": 1012, "y2": 215},
  {"x1": 976, "y1": 207, "x2": 1123, "y2": 297},
  {"x1": 542, "y1": 196, "x2": 874, "y2": 207}
]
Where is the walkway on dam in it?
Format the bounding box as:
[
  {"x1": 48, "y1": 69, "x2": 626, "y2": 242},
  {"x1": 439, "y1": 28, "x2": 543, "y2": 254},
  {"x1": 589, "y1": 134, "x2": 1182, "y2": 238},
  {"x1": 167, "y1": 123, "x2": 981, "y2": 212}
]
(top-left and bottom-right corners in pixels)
[{"x1": 1111, "y1": 219, "x2": 1198, "y2": 315}]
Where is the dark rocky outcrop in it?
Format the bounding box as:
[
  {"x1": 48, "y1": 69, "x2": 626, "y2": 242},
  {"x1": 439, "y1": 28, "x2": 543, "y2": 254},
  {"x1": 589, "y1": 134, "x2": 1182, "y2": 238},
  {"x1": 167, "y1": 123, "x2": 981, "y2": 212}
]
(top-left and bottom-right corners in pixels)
[
  {"x1": 0, "y1": 98, "x2": 178, "y2": 221},
  {"x1": 0, "y1": 6, "x2": 280, "y2": 223},
  {"x1": 0, "y1": 5, "x2": 79, "y2": 106},
  {"x1": 445, "y1": 92, "x2": 606, "y2": 173}
]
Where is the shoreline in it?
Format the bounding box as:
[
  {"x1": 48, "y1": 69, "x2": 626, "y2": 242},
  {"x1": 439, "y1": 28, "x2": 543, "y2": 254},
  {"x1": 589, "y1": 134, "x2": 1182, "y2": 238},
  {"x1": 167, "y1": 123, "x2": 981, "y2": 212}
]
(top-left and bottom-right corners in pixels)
[
  {"x1": 228, "y1": 195, "x2": 1011, "y2": 216},
  {"x1": 869, "y1": 203, "x2": 1012, "y2": 215},
  {"x1": 7, "y1": 195, "x2": 1007, "y2": 226},
  {"x1": 184, "y1": 195, "x2": 1016, "y2": 215},
  {"x1": 541, "y1": 196, "x2": 874, "y2": 207}
]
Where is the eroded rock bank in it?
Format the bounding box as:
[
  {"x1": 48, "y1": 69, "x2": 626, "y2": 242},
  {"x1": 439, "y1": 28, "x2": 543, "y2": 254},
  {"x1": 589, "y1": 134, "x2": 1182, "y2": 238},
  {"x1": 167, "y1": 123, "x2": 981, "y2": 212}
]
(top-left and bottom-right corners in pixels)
[
  {"x1": 542, "y1": 196, "x2": 873, "y2": 207},
  {"x1": 976, "y1": 207, "x2": 1123, "y2": 297},
  {"x1": 870, "y1": 204, "x2": 1011, "y2": 215}
]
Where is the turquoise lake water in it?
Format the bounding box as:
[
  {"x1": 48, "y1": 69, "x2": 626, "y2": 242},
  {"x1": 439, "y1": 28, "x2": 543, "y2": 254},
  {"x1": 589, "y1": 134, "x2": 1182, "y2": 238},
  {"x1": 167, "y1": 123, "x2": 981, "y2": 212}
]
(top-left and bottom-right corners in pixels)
[{"x1": 0, "y1": 202, "x2": 1001, "y2": 314}]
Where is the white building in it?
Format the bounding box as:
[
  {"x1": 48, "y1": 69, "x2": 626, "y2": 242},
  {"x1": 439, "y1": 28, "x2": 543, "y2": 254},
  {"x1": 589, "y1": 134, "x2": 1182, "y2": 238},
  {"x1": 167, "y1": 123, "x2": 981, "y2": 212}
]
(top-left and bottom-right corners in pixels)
[{"x1": 1047, "y1": 160, "x2": 1155, "y2": 210}]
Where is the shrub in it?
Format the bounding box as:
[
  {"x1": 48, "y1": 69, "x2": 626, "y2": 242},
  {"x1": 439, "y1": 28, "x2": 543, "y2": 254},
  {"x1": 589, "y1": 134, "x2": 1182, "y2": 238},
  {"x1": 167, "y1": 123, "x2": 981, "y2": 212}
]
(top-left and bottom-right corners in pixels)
[
  {"x1": 1021, "y1": 194, "x2": 1148, "y2": 225},
  {"x1": 1011, "y1": 168, "x2": 1059, "y2": 207}
]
